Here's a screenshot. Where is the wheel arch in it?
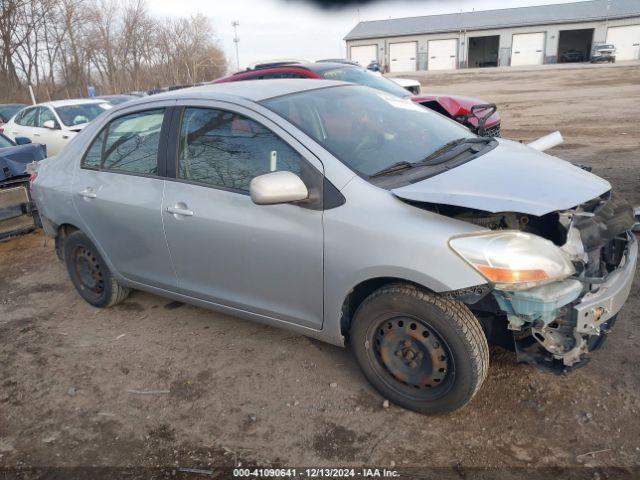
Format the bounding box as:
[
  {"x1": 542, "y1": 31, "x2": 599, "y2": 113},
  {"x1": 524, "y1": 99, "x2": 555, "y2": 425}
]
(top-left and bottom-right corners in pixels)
[
  {"x1": 340, "y1": 276, "x2": 434, "y2": 339},
  {"x1": 54, "y1": 222, "x2": 81, "y2": 261}
]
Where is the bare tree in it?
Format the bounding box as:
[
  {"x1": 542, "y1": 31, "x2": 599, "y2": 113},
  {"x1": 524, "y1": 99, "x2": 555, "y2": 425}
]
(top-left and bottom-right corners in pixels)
[{"x1": 0, "y1": 0, "x2": 227, "y2": 102}]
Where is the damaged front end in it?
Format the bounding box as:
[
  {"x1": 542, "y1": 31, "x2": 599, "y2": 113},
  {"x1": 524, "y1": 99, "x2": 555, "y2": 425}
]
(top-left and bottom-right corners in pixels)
[{"x1": 447, "y1": 192, "x2": 637, "y2": 373}]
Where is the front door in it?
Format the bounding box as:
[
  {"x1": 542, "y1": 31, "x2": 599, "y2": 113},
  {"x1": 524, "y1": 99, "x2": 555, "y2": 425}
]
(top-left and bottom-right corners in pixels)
[
  {"x1": 162, "y1": 104, "x2": 325, "y2": 329},
  {"x1": 71, "y1": 104, "x2": 176, "y2": 290},
  {"x1": 36, "y1": 106, "x2": 68, "y2": 156}
]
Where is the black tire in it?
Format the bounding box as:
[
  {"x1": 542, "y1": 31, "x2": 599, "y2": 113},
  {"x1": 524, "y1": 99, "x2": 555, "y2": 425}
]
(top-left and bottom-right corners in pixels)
[
  {"x1": 63, "y1": 230, "x2": 130, "y2": 308},
  {"x1": 350, "y1": 284, "x2": 489, "y2": 415}
]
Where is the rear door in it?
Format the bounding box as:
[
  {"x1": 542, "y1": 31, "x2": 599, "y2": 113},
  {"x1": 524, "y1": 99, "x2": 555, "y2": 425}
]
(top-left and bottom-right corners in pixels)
[
  {"x1": 606, "y1": 25, "x2": 640, "y2": 60},
  {"x1": 6, "y1": 107, "x2": 37, "y2": 141},
  {"x1": 511, "y1": 32, "x2": 545, "y2": 66},
  {"x1": 162, "y1": 101, "x2": 325, "y2": 329},
  {"x1": 390, "y1": 41, "x2": 418, "y2": 72},
  {"x1": 427, "y1": 39, "x2": 458, "y2": 70},
  {"x1": 71, "y1": 102, "x2": 177, "y2": 290}
]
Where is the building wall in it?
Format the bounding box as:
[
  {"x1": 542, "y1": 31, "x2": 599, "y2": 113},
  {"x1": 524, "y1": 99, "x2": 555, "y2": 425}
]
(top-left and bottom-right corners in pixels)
[{"x1": 346, "y1": 16, "x2": 640, "y2": 70}]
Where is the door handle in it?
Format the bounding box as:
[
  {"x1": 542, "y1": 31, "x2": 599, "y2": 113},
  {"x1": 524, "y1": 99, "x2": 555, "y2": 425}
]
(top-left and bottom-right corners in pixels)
[
  {"x1": 78, "y1": 188, "x2": 97, "y2": 199},
  {"x1": 166, "y1": 205, "x2": 194, "y2": 217},
  {"x1": 33, "y1": 133, "x2": 40, "y2": 137},
  {"x1": 62, "y1": 135, "x2": 70, "y2": 139}
]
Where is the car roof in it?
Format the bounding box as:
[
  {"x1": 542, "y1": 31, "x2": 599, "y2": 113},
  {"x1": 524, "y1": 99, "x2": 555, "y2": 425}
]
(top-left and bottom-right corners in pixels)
[
  {"x1": 97, "y1": 94, "x2": 136, "y2": 99},
  {"x1": 232, "y1": 61, "x2": 362, "y2": 76},
  {"x1": 0, "y1": 103, "x2": 27, "y2": 108},
  {"x1": 28, "y1": 98, "x2": 108, "y2": 108},
  {"x1": 139, "y1": 79, "x2": 350, "y2": 104}
]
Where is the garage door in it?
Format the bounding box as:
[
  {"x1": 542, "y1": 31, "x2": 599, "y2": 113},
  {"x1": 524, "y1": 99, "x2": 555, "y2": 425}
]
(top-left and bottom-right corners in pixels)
[
  {"x1": 511, "y1": 32, "x2": 545, "y2": 66},
  {"x1": 607, "y1": 25, "x2": 640, "y2": 61},
  {"x1": 350, "y1": 45, "x2": 377, "y2": 67},
  {"x1": 427, "y1": 39, "x2": 457, "y2": 70},
  {"x1": 389, "y1": 42, "x2": 417, "y2": 72}
]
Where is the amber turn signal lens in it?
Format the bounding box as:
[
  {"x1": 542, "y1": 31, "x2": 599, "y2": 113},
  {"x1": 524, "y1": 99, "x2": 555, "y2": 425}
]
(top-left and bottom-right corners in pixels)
[{"x1": 476, "y1": 265, "x2": 548, "y2": 283}]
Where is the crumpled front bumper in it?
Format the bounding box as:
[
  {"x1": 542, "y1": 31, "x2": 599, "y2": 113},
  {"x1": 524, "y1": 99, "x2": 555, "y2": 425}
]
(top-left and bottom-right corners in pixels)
[{"x1": 574, "y1": 234, "x2": 637, "y2": 335}]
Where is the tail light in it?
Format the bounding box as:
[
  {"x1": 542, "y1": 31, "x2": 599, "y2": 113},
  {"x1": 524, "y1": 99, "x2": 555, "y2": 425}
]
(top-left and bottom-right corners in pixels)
[
  {"x1": 29, "y1": 171, "x2": 38, "y2": 185},
  {"x1": 0, "y1": 126, "x2": 4, "y2": 134}
]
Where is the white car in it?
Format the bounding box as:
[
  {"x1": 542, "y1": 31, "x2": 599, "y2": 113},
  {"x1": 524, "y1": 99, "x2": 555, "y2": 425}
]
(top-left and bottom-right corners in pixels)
[
  {"x1": 389, "y1": 77, "x2": 422, "y2": 95},
  {"x1": 1, "y1": 99, "x2": 111, "y2": 157}
]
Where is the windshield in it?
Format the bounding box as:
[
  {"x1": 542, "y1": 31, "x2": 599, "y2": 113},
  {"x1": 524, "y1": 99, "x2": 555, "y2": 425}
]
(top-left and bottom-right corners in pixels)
[
  {"x1": 0, "y1": 105, "x2": 24, "y2": 122},
  {"x1": 262, "y1": 85, "x2": 475, "y2": 177},
  {"x1": 0, "y1": 134, "x2": 14, "y2": 148},
  {"x1": 55, "y1": 103, "x2": 108, "y2": 126},
  {"x1": 321, "y1": 67, "x2": 412, "y2": 99}
]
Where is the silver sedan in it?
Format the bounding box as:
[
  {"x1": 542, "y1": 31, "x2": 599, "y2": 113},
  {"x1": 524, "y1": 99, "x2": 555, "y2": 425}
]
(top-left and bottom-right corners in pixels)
[{"x1": 32, "y1": 80, "x2": 636, "y2": 414}]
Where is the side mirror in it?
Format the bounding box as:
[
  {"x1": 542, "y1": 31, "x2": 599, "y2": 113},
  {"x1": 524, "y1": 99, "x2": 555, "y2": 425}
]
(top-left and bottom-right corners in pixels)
[
  {"x1": 42, "y1": 120, "x2": 57, "y2": 129},
  {"x1": 14, "y1": 136, "x2": 32, "y2": 145},
  {"x1": 250, "y1": 171, "x2": 308, "y2": 205}
]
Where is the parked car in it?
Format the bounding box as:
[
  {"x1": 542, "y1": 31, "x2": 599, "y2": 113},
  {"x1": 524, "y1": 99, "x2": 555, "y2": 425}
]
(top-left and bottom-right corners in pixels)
[
  {"x1": 213, "y1": 61, "x2": 501, "y2": 137},
  {"x1": 560, "y1": 49, "x2": 585, "y2": 63},
  {"x1": 366, "y1": 60, "x2": 382, "y2": 72},
  {"x1": 389, "y1": 77, "x2": 422, "y2": 95},
  {"x1": 96, "y1": 94, "x2": 139, "y2": 105},
  {"x1": 1, "y1": 99, "x2": 111, "y2": 157},
  {"x1": 0, "y1": 103, "x2": 27, "y2": 126},
  {"x1": 591, "y1": 44, "x2": 616, "y2": 63},
  {"x1": 32, "y1": 80, "x2": 636, "y2": 414},
  {"x1": 0, "y1": 132, "x2": 45, "y2": 239}
]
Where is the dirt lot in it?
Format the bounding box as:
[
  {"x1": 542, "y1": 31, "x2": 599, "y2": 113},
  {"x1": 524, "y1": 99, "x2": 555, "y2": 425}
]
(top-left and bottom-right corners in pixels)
[{"x1": 1, "y1": 62, "x2": 639, "y2": 477}]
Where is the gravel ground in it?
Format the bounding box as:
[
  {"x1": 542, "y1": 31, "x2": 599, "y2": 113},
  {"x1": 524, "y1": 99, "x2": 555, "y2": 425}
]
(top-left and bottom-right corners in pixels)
[{"x1": 1, "y1": 62, "x2": 639, "y2": 478}]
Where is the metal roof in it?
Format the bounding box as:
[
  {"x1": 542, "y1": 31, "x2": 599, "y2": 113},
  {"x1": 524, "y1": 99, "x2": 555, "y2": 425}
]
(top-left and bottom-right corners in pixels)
[{"x1": 345, "y1": 0, "x2": 640, "y2": 40}]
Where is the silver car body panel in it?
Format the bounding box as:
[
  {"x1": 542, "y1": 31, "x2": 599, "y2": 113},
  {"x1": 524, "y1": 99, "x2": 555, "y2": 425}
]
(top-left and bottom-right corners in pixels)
[{"x1": 391, "y1": 139, "x2": 611, "y2": 216}]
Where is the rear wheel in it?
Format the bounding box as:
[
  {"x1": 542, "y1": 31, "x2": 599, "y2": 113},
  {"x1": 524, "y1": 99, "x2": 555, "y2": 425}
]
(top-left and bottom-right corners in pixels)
[
  {"x1": 63, "y1": 230, "x2": 130, "y2": 308},
  {"x1": 350, "y1": 284, "x2": 489, "y2": 414}
]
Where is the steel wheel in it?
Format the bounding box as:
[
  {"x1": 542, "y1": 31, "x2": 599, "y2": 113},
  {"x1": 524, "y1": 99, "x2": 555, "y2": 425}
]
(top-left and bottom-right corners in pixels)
[
  {"x1": 73, "y1": 246, "x2": 105, "y2": 298},
  {"x1": 374, "y1": 316, "x2": 452, "y2": 391}
]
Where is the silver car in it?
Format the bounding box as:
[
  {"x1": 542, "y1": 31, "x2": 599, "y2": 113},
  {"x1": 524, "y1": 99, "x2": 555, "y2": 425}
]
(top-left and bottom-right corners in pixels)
[{"x1": 32, "y1": 80, "x2": 637, "y2": 414}]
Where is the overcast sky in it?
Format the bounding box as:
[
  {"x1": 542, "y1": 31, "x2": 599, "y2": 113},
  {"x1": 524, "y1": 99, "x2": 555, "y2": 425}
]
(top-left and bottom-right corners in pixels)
[{"x1": 148, "y1": 0, "x2": 582, "y2": 71}]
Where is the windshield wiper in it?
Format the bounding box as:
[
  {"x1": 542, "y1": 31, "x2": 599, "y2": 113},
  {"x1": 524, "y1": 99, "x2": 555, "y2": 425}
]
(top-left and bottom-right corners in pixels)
[
  {"x1": 369, "y1": 137, "x2": 493, "y2": 179},
  {"x1": 369, "y1": 161, "x2": 415, "y2": 178},
  {"x1": 419, "y1": 137, "x2": 493, "y2": 165}
]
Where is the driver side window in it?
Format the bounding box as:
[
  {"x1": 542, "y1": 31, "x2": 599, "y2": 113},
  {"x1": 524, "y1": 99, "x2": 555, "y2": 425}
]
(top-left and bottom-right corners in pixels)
[
  {"x1": 177, "y1": 107, "x2": 304, "y2": 192},
  {"x1": 36, "y1": 107, "x2": 59, "y2": 129}
]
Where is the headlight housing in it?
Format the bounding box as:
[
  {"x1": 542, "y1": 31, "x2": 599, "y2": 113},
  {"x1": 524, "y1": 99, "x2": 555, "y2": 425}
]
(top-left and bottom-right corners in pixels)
[{"x1": 449, "y1": 231, "x2": 575, "y2": 290}]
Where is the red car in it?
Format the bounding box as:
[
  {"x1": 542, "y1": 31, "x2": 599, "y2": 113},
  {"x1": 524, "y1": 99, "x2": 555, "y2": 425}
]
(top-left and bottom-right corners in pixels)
[{"x1": 213, "y1": 61, "x2": 501, "y2": 137}]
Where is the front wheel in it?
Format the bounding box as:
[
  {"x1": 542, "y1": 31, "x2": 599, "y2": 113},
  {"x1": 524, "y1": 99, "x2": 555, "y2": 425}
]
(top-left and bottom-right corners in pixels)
[
  {"x1": 63, "y1": 230, "x2": 130, "y2": 308},
  {"x1": 350, "y1": 284, "x2": 489, "y2": 414}
]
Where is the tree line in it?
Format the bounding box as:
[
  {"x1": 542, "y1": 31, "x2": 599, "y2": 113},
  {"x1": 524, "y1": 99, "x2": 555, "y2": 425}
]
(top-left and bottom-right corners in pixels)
[{"x1": 0, "y1": 0, "x2": 228, "y2": 103}]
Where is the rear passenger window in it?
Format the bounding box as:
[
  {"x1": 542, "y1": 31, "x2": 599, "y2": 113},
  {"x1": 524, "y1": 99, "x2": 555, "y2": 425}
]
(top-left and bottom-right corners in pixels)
[
  {"x1": 177, "y1": 108, "x2": 303, "y2": 192},
  {"x1": 81, "y1": 109, "x2": 164, "y2": 175}
]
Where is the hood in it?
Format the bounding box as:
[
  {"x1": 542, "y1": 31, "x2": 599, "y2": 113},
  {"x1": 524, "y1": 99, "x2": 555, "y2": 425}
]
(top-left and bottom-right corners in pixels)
[
  {"x1": 411, "y1": 93, "x2": 500, "y2": 128},
  {"x1": 67, "y1": 123, "x2": 89, "y2": 132},
  {"x1": 390, "y1": 77, "x2": 420, "y2": 88},
  {"x1": 391, "y1": 139, "x2": 611, "y2": 217}
]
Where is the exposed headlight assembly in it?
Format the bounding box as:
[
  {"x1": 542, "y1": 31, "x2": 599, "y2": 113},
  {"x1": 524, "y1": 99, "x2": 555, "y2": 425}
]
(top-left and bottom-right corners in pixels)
[{"x1": 449, "y1": 231, "x2": 575, "y2": 290}]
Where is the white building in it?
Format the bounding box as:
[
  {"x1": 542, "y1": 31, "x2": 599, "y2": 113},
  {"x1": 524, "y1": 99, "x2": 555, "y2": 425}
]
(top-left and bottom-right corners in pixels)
[{"x1": 344, "y1": 0, "x2": 640, "y2": 72}]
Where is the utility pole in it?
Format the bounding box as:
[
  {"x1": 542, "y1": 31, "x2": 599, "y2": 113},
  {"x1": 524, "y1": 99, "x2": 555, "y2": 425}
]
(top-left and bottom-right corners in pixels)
[{"x1": 232, "y1": 20, "x2": 240, "y2": 71}]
